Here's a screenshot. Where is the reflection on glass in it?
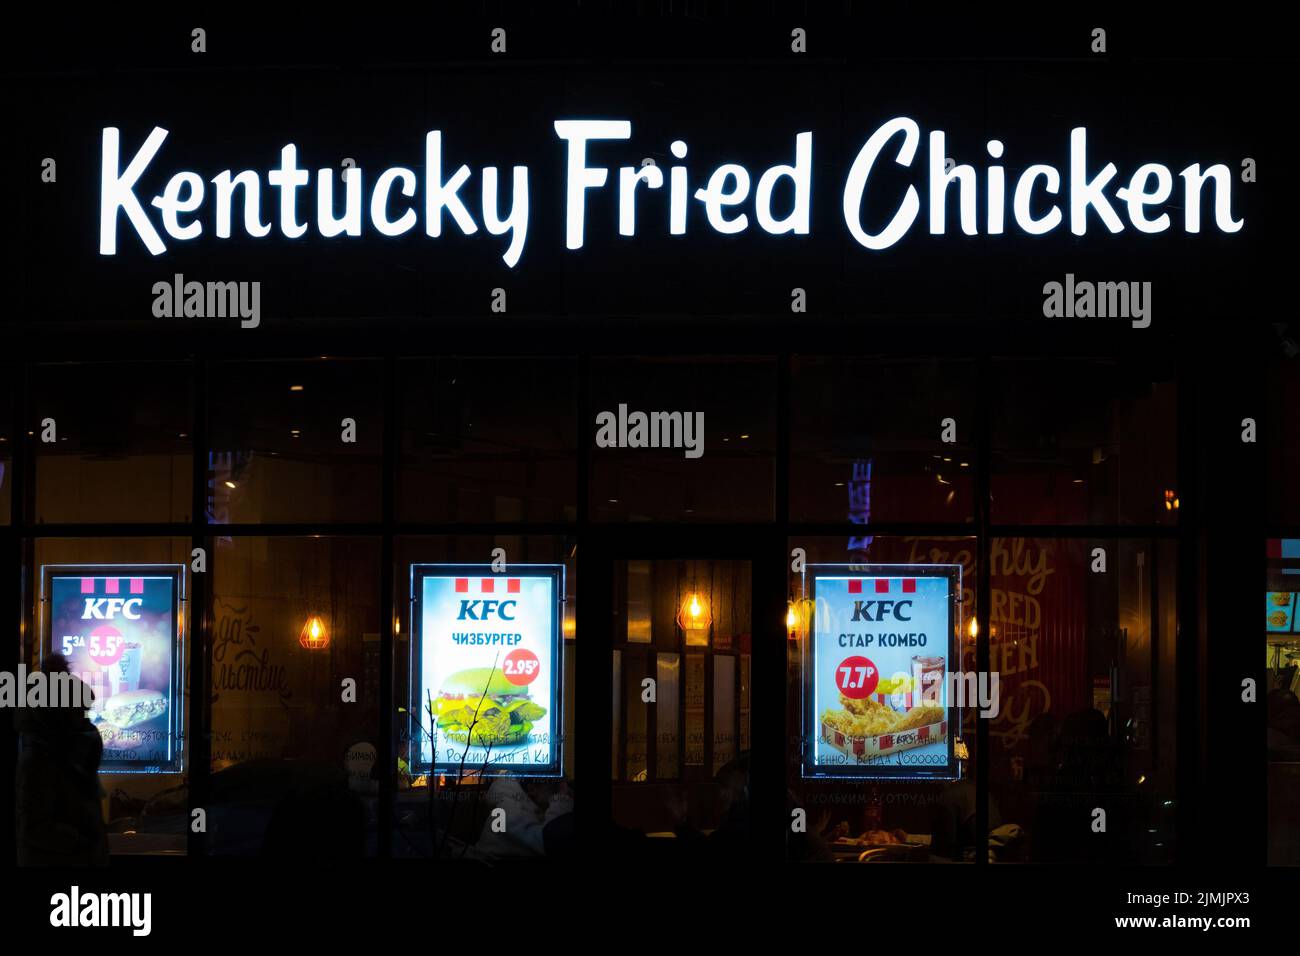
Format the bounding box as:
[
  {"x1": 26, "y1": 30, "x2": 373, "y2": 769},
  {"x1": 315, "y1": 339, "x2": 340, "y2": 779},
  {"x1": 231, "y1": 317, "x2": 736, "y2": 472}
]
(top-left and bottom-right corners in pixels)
[
  {"x1": 624, "y1": 656, "x2": 648, "y2": 781},
  {"x1": 657, "y1": 653, "x2": 680, "y2": 778},
  {"x1": 713, "y1": 656, "x2": 736, "y2": 774},
  {"x1": 627, "y1": 560, "x2": 652, "y2": 643},
  {"x1": 991, "y1": 360, "x2": 1176, "y2": 525},
  {"x1": 208, "y1": 360, "x2": 382, "y2": 524},
  {"x1": 790, "y1": 358, "x2": 976, "y2": 524}
]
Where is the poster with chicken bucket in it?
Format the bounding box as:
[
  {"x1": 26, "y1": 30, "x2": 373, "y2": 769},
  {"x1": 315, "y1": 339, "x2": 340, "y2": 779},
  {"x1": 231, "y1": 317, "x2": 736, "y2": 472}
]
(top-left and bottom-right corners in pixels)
[
  {"x1": 804, "y1": 564, "x2": 961, "y2": 781},
  {"x1": 411, "y1": 564, "x2": 563, "y2": 777},
  {"x1": 42, "y1": 565, "x2": 185, "y2": 773}
]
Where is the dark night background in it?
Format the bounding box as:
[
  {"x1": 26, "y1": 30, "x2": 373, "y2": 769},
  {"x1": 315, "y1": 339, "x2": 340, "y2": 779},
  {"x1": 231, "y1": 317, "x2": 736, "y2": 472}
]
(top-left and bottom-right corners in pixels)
[{"x1": 1, "y1": 6, "x2": 1293, "y2": 933}]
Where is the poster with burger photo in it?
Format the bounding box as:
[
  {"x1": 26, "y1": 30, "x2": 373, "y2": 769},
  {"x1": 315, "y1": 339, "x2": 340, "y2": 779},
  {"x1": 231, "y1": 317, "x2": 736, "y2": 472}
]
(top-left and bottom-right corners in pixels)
[
  {"x1": 412, "y1": 565, "x2": 563, "y2": 776},
  {"x1": 43, "y1": 565, "x2": 184, "y2": 773}
]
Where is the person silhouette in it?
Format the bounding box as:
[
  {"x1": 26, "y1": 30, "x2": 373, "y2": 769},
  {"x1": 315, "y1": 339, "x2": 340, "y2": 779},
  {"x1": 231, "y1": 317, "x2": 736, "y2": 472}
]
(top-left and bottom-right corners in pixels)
[{"x1": 15, "y1": 654, "x2": 109, "y2": 865}]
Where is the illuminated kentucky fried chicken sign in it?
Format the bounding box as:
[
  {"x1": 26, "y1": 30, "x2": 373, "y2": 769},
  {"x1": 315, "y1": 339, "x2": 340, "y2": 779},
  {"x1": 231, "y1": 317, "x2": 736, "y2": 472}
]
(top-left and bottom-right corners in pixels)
[{"x1": 99, "y1": 118, "x2": 1243, "y2": 266}]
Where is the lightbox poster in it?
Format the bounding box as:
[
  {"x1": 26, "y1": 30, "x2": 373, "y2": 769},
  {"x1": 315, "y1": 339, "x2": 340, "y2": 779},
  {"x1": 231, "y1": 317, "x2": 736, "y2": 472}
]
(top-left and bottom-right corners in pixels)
[
  {"x1": 43, "y1": 565, "x2": 185, "y2": 773},
  {"x1": 804, "y1": 564, "x2": 961, "y2": 780},
  {"x1": 411, "y1": 565, "x2": 563, "y2": 777}
]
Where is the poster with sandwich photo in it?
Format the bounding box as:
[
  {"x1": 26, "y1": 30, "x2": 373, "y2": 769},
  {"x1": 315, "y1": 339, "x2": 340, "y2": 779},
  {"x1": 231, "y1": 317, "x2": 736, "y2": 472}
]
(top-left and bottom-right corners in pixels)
[
  {"x1": 804, "y1": 564, "x2": 960, "y2": 781},
  {"x1": 412, "y1": 565, "x2": 563, "y2": 777},
  {"x1": 43, "y1": 565, "x2": 185, "y2": 773}
]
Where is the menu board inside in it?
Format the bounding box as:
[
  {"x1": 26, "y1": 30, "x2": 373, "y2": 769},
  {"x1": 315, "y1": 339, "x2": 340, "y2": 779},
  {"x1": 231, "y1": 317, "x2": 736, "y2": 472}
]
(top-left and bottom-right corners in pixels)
[
  {"x1": 42, "y1": 565, "x2": 185, "y2": 774},
  {"x1": 1266, "y1": 591, "x2": 1298, "y2": 632},
  {"x1": 411, "y1": 564, "x2": 564, "y2": 777},
  {"x1": 803, "y1": 564, "x2": 961, "y2": 780}
]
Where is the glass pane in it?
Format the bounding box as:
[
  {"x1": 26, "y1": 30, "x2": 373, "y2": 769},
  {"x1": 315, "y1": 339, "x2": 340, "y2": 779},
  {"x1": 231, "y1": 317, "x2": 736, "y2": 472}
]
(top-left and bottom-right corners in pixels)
[
  {"x1": 610, "y1": 559, "x2": 752, "y2": 854},
  {"x1": 992, "y1": 359, "x2": 1177, "y2": 525},
  {"x1": 29, "y1": 537, "x2": 192, "y2": 858},
  {"x1": 790, "y1": 358, "x2": 976, "y2": 523},
  {"x1": 626, "y1": 560, "x2": 652, "y2": 643},
  {"x1": 612, "y1": 649, "x2": 622, "y2": 781},
  {"x1": 624, "y1": 654, "x2": 649, "y2": 782},
  {"x1": 657, "y1": 653, "x2": 681, "y2": 779},
  {"x1": 390, "y1": 534, "x2": 575, "y2": 859},
  {"x1": 989, "y1": 537, "x2": 1177, "y2": 863},
  {"x1": 210, "y1": 536, "x2": 380, "y2": 857},
  {"x1": 1266, "y1": 361, "x2": 1300, "y2": 525},
  {"x1": 207, "y1": 359, "x2": 381, "y2": 524},
  {"x1": 787, "y1": 535, "x2": 976, "y2": 863},
  {"x1": 398, "y1": 357, "x2": 577, "y2": 523},
  {"x1": 590, "y1": 357, "x2": 776, "y2": 522},
  {"x1": 713, "y1": 656, "x2": 736, "y2": 774},
  {"x1": 31, "y1": 363, "x2": 192, "y2": 524}
]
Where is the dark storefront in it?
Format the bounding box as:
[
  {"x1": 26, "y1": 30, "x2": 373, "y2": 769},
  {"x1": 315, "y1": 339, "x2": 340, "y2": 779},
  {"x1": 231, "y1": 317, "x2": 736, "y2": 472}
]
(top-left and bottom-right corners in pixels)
[{"x1": 2, "y1": 12, "x2": 1293, "y2": 920}]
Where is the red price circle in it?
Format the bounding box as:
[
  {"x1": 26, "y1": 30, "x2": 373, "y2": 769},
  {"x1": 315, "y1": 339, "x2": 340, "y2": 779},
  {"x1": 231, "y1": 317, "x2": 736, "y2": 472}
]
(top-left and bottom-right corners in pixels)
[
  {"x1": 88, "y1": 625, "x2": 126, "y2": 667},
  {"x1": 835, "y1": 655, "x2": 879, "y2": 699},
  {"x1": 502, "y1": 648, "x2": 540, "y2": 686}
]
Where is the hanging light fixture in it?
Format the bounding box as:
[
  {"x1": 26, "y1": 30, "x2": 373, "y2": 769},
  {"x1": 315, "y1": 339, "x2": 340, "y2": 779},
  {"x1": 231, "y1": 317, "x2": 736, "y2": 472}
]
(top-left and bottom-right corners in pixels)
[
  {"x1": 677, "y1": 591, "x2": 712, "y2": 633},
  {"x1": 299, "y1": 614, "x2": 330, "y2": 650},
  {"x1": 786, "y1": 598, "x2": 813, "y2": 641}
]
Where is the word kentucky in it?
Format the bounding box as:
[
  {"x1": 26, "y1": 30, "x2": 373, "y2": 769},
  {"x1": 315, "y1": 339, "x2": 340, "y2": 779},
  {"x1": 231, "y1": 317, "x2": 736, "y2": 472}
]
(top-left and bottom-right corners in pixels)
[{"x1": 99, "y1": 119, "x2": 1243, "y2": 267}]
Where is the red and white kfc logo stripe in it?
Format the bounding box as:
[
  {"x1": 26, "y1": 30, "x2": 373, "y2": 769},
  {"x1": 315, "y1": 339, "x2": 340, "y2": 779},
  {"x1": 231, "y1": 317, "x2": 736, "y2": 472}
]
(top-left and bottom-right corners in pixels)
[
  {"x1": 80, "y1": 577, "x2": 145, "y2": 595},
  {"x1": 453, "y1": 577, "x2": 521, "y2": 594},
  {"x1": 846, "y1": 578, "x2": 917, "y2": 594}
]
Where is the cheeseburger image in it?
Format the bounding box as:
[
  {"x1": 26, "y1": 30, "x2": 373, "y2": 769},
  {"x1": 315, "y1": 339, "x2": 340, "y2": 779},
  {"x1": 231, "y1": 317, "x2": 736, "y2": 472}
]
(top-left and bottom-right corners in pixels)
[
  {"x1": 102, "y1": 689, "x2": 168, "y2": 729},
  {"x1": 430, "y1": 668, "x2": 546, "y2": 747}
]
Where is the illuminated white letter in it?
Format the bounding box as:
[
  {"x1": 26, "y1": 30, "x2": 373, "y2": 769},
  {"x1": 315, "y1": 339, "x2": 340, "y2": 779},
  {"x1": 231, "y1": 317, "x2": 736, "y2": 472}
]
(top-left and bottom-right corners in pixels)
[
  {"x1": 151, "y1": 172, "x2": 204, "y2": 241},
  {"x1": 1013, "y1": 165, "x2": 1063, "y2": 235},
  {"x1": 618, "y1": 165, "x2": 664, "y2": 236},
  {"x1": 1069, "y1": 127, "x2": 1123, "y2": 235},
  {"x1": 317, "y1": 167, "x2": 363, "y2": 237},
  {"x1": 1179, "y1": 163, "x2": 1243, "y2": 233},
  {"x1": 928, "y1": 130, "x2": 977, "y2": 235},
  {"x1": 211, "y1": 170, "x2": 271, "y2": 239},
  {"x1": 371, "y1": 167, "x2": 418, "y2": 237},
  {"x1": 553, "y1": 119, "x2": 632, "y2": 249},
  {"x1": 482, "y1": 165, "x2": 530, "y2": 267},
  {"x1": 755, "y1": 131, "x2": 812, "y2": 234},
  {"x1": 986, "y1": 140, "x2": 1005, "y2": 235},
  {"x1": 669, "y1": 140, "x2": 689, "y2": 235},
  {"x1": 425, "y1": 131, "x2": 478, "y2": 238},
  {"x1": 100, "y1": 126, "x2": 168, "y2": 255},
  {"x1": 842, "y1": 117, "x2": 920, "y2": 251},
  {"x1": 694, "y1": 164, "x2": 750, "y2": 234},
  {"x1": 1115, "y1": 163, "x2": 1173, "y2": 233},
  {"x1": 267, "y1": 144, "x2": 309, "y2": 239}
]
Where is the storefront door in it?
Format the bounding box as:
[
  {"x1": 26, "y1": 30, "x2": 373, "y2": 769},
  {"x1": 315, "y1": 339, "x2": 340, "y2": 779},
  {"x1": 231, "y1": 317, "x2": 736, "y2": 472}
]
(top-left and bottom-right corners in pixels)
[{"x1": 583, "y1": 525, "x2": 785, "y2": 860}]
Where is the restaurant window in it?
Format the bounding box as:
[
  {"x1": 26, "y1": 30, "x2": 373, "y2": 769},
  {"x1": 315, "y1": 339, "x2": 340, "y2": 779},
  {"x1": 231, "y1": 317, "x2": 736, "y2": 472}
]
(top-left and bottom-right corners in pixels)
[
  {"x1": 209, "y1": 535, "x2": 381, "y2": 856},
  {"x1": 391, "y1": 534, "x2": 575, "y2": 859},
  {"x1": 610, "y1": 559, "x2": 752, "y2": 849},
  {"x1": 30, "y1": 362, "x2": 192, "y2": 524},
  {"x1": 398, "y1": 357, "x2": 578, "y2": 523},
  {"x1": 1266, "y1": 359, "x2": 1300, "y2": 525},
  {"x1": 786, "y1": 536, "x2": 977, "y2": 863},
  {"x1": 991, "y1": 359, "x2": 1178, "y2": 525},
  {"x1": 1266, "y1": 539, "x2": 1300, "y2": 865},
  {"x1": 30, "y1": 537, "x2": 192, "y2": 857},
  {"x1": 207, "y1": 359, "x2": 382, "y2": 524},
  {"x1": 790, "y1": 358, "x2": 977, "y2": 524},
  {"x1": 590, "y1": 357, "x2": 776, "y2": 522},
  {"x1": 988, "y1": 537, "x2": 1177, "y2": 863}
]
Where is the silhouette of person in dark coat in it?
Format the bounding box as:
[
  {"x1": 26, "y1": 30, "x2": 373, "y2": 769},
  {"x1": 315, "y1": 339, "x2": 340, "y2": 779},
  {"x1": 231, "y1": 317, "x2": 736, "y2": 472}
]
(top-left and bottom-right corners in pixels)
[{"x1": 15, "y1": 655, "x2": 109, "y2": 866}]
